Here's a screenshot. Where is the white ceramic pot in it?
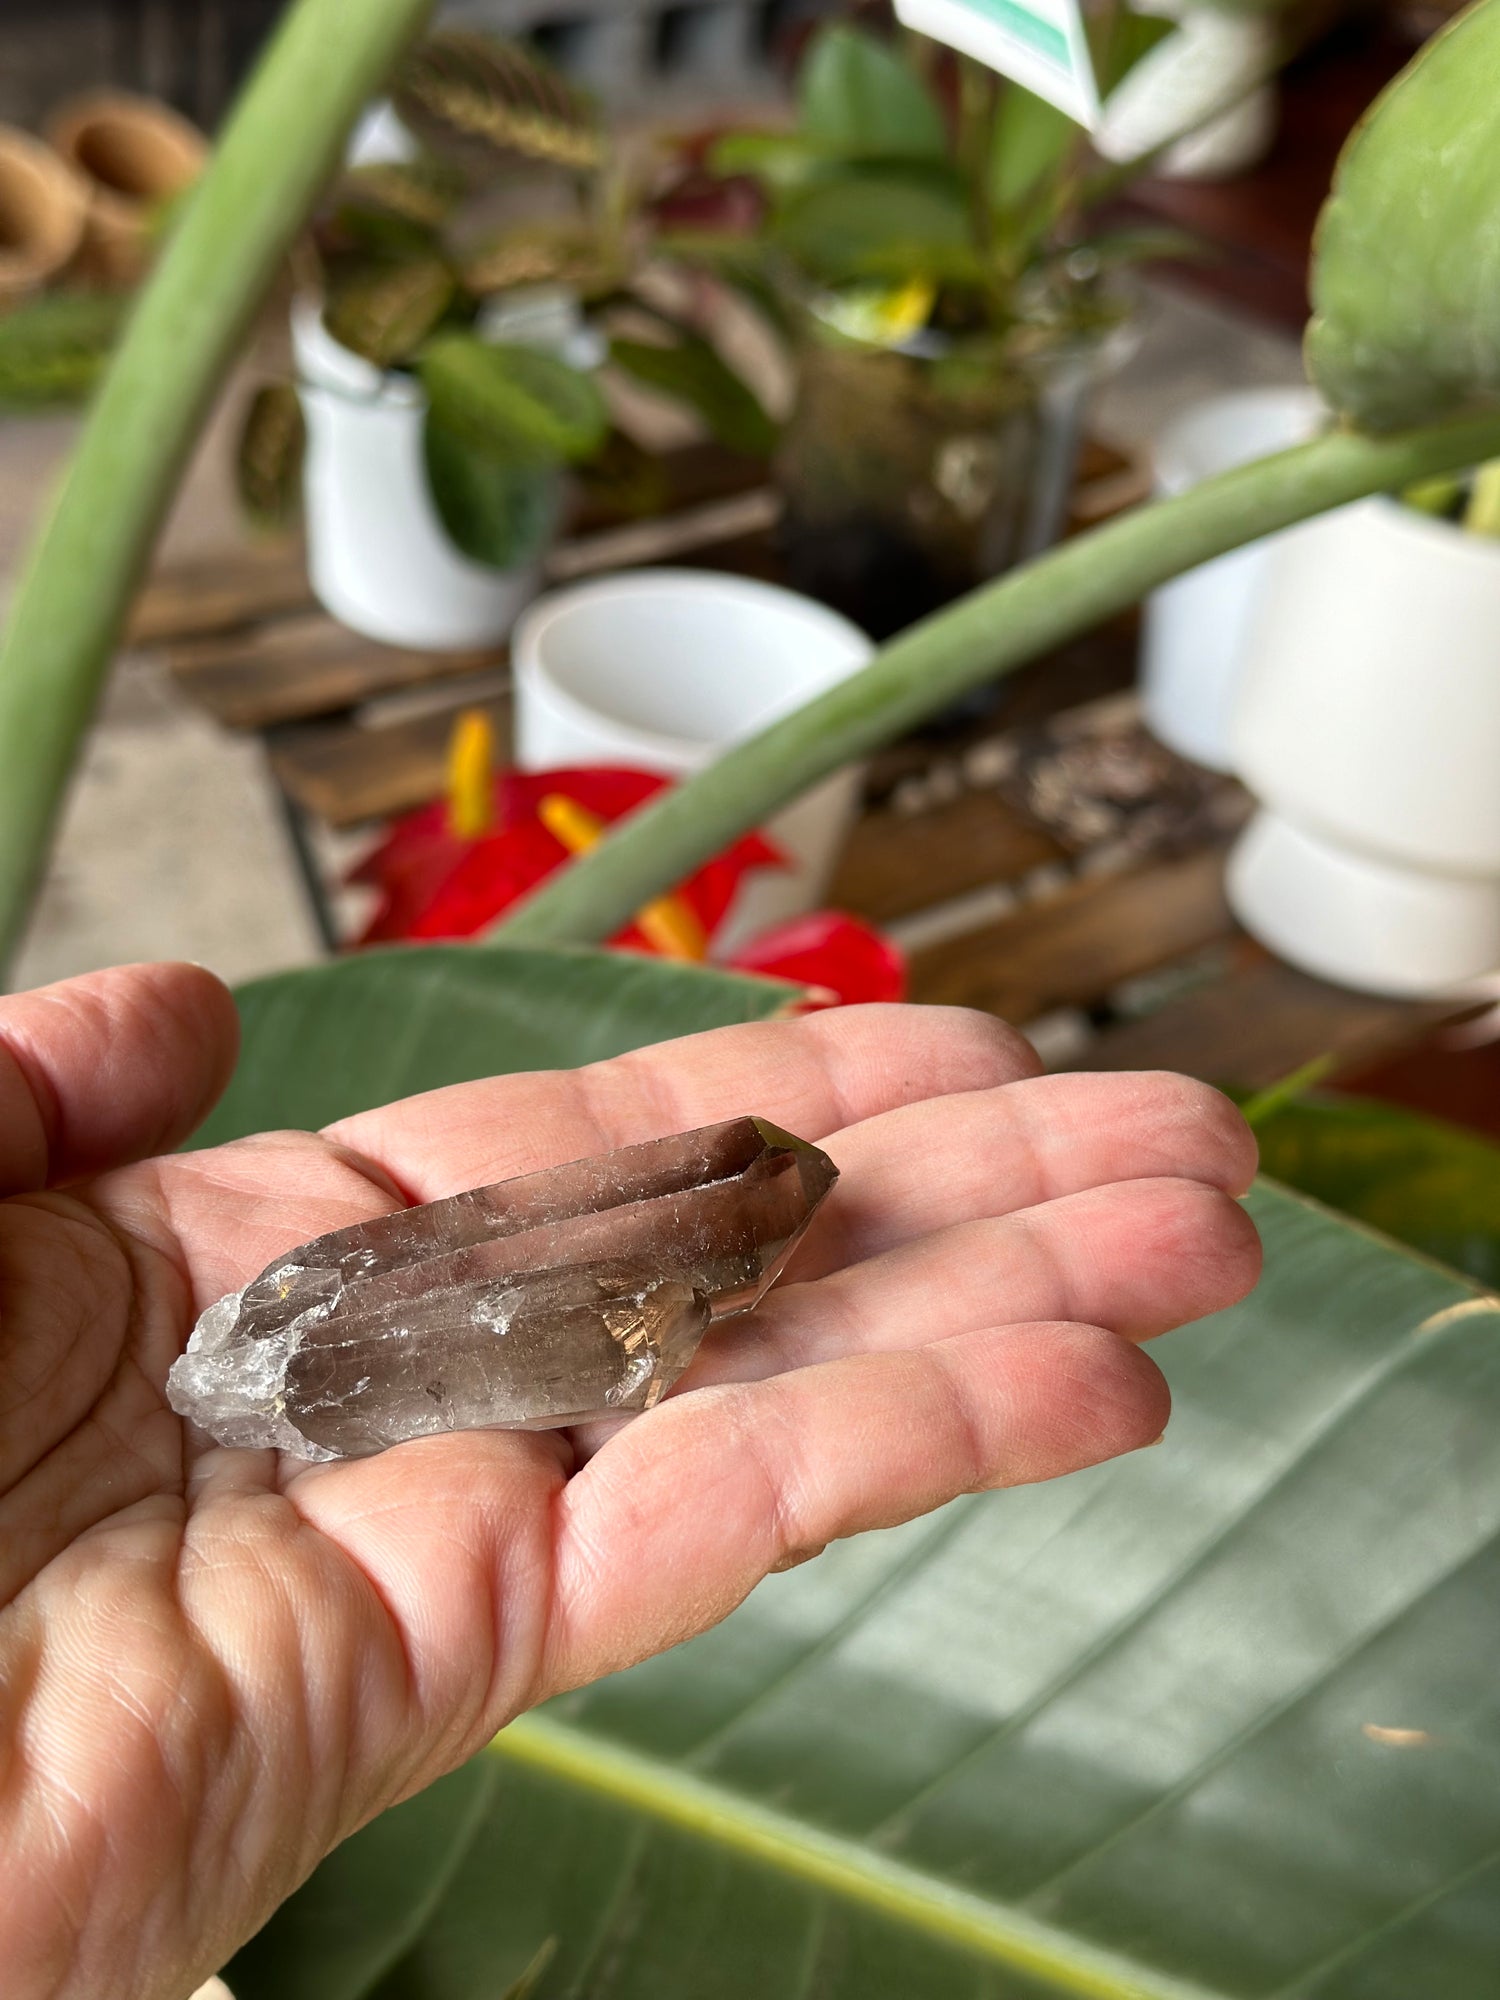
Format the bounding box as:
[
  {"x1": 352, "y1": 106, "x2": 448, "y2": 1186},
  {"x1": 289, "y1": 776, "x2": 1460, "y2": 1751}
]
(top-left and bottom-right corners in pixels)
[
  {"x1": 1096, "y1": 6, "x2": 1278, "y2": 181},
  {"x1": 513, "y1": 570, "x2": 873, "y2": 951},
  {"x1": 291, "y1": 301, "x2": 548, "y2": 651},
  {"x1": 1140, "y1": 386, "x2": 1321, "y2": 771},
  {"x1": 1229, "y1": 497, "x2": 1500, "y2": 994}
]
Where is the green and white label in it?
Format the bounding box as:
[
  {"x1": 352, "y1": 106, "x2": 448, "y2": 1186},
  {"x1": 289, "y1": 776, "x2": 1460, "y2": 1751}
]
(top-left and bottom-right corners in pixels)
[{"x1": 894, "y1": 0, "x2": 1101, "y2": 128}]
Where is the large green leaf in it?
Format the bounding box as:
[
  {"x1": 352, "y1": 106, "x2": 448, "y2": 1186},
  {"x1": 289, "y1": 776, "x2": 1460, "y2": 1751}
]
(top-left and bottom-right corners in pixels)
[
  {"x1": 1307, "y1": 0, "x2": 1500, "y2": 432},
  {"x1": 796, "y1": 25, "x2": 949, "y2": 162},
  {"x1": 229, "y1": 1760, "x2": 500, "y2": 2000},
  {"x1": 189, "y1": 946, "x2": 796, "y2": 1147},
  {"x1": 1253, "y1": 1092, "x2": 1500, "y2": 1289},
  {"x1": 233, "y1": 1180, "x2": 1500, "y2": 1995}
]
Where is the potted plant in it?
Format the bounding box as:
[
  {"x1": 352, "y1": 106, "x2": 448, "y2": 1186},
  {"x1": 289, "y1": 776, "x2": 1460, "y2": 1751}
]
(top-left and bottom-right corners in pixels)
[
  {"x1": 239, "y1": 28, "x2": 777, "y2": 650},
  {"x1": 677, "y1": 21, "x2": 1185, "y2": 636},
  {"x1": 1228, "y1": 459, "x2": 1500, "y2": 994},
  {"x1": 6, "y1": 2, "x2": 1500, "y2": 1990}
]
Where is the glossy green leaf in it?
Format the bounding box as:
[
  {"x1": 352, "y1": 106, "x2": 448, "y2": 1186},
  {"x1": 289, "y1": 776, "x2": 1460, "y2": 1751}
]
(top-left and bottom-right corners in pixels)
[
  {"x1": 238, "y1": 1182, "x2": 1500, "y2": 1994},
  {"x1": 772, "y1": 170, "x2": 972, "y2": 283},
  {"x1": 797, "y1": 25, "x2": 949, "y2": 162},
  {"x1": 188, "y1": 945, "x2": 796, "y2": 1148},
  {"x1": 1307, "y1": 0, "x2": 1500, "y2": 432},
  {"x1": 230, "y1": 1760, "x2": 499, "y2": 2000},
  {"x1": 423, "y1": 418, "x2": 559, "y2": 568},
  {"x1": 418, "y1": 335, "x2": 609, "y2": 466},
  {"x1": 610, "y1": 335, "x2": 777, "y2": 458},
  {"x1": 1253, "y1": 1091, "x2": 1500, "y2": 1288}
]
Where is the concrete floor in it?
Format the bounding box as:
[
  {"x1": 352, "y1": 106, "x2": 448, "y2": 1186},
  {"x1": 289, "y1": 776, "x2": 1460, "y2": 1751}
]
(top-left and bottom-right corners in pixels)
[{"x1": 1, "y1": 280, "x2": 1303, "y2": 997}]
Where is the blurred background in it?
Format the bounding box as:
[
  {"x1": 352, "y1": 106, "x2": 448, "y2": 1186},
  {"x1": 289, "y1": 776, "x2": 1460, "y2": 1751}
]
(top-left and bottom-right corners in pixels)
[{"x1": 5, "y1": 0, "x2": 1499, "y2": 1207}]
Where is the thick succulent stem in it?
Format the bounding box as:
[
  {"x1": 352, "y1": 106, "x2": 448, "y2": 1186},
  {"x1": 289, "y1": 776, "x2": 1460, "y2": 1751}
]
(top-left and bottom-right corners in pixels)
[
  {"x1": 493, "y1": 410, "x2": 1500, "y2": 949},
  {"x1": 0, "y1": 0, "x2": 435, "y2": 980}
]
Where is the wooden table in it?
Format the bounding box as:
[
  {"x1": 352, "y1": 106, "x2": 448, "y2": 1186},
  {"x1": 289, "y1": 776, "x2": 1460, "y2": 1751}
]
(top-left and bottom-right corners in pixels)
[{"x1": 141, "y1": 439, "x2": 1454, "y2": 1091}]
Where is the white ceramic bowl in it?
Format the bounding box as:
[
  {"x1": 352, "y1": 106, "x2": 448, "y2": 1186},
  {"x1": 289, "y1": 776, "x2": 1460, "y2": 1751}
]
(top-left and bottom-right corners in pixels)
[{"x1": 513, "y1": 570, "x2": 874, "y2": 949}]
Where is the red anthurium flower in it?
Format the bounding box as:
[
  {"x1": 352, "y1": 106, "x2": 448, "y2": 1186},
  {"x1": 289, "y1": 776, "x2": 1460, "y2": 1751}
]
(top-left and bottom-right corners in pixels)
[
  {"x1": 354, "y1": 766, "x2": 783, "y2": 949},
  {"x1": 353, "y1": 764, "x2": 906, "y2": 1007},
  {"x1": 728, "y1": 910, "x2": 907, "y2": 1008}
]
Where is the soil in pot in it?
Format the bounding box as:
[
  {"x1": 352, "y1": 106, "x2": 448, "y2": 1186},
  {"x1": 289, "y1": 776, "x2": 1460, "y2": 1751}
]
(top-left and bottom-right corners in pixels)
[{"x1": 774, "y1": 334, "x2": 1045, "y2": 641}]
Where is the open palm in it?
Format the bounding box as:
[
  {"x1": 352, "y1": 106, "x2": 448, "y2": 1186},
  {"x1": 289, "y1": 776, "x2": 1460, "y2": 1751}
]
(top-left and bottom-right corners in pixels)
[{"x1": 0, "y1": 963, "x2": 1259, "y2": 2000}]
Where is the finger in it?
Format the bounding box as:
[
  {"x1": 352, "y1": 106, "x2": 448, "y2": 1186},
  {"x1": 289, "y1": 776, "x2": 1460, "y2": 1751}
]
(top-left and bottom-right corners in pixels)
[
  {"x1": 788, "y1": 1070, "x2": 1258, "y2": 1283},
  {"x1": 0, "y1": 963, "x2": 239, "y2": 1195},
  {"x1": 545, "y1": 1321, "x2": 1169, "y2": 1691},
  {"x1": 110, "y1": 1005, "x2": 1038, "y2": 1315},
  {"x1": 322, "y1": 1003, "x2": 1041, "y2": 1202},
  {"x1": 698, "y1": 1178, "x2": 1261, "y2": 1392}
]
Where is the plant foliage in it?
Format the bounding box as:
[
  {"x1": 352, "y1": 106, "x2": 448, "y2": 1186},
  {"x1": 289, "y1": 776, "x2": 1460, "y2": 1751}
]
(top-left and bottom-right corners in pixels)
[
  {"x1": 236, "y1": 382, "x2": 307, "y2": 531},
  {"x1": 394, "y1": 28, "x2": 603, "y2": 173},
  {"x1": 188, "y1": 945, "x2": 796, "y2": 1148},
  {"x1": 0, "y1": 292, "x2": 130, "y2": 411},
  {"x1": 231, "y1": 1180, "x2": 1500, "y2": 1997},
  {"x1": 1308, "y1": 0, "x2": 1500, "y2": 431},
  {"x1": 1253, "y1": 1090, "x2": 1500, "y2": 1288}
]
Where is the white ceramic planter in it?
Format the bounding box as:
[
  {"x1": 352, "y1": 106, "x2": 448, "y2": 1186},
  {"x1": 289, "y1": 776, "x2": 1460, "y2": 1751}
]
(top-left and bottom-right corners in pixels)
[
  {"x1": 291, "y1": 301, "x2": 548, "y2": 651},
  {"x1": 1095, "y1": 6, "x2": 1278, "y2": 181},
  {"x1": 513, "y1": 570, "x2": 873, "y2": 951},
  {"x1": 1140, "y1": 386, "x2": 1322, "y2": 771},
  {"x1": 1229, "y1": 498, "x2": 1500, "y2": 995}
]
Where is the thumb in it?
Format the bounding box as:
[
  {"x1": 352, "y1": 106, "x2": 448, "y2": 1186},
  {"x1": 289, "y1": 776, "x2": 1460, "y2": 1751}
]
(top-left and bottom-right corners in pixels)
[{"x1": 0, "y1": 963, "x2": 240, "y2": 1194}]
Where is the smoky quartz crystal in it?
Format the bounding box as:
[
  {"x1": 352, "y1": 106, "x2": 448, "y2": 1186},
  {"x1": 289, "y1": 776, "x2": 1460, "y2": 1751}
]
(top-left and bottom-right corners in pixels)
[{"x1": 167, "y1": 1117, "x2": 837, "y2": 1460}]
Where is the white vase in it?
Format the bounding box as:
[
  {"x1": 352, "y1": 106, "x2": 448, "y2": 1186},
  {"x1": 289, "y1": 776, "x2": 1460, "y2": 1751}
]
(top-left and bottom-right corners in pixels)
[
  {"x1": 291, "y1": 300, "x2": 547, "y2": 651},
  {"x1": 512, "y1": 570, "x2": 873, "y2": 952},
  {"x1": 1229, "y1": 497, "x2": 1500, "y2": 995},
  {"x1": 1140, "y1": 386, "x2": 1322, "y2": 771}
]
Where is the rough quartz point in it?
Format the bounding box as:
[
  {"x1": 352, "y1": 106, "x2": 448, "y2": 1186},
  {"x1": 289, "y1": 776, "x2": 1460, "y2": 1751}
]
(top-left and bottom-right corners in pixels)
[{"x1": 167, "y1": 1116, "x2": 837, "y2": 1460}]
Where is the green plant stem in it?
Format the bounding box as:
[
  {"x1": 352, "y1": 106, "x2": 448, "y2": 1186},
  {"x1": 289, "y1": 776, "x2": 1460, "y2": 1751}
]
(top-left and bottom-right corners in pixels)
[
  {"x1": 494, "y1": 410, "x2": 1500, "y2": 949},
  {"x1": 0, "y1": 0, "x2": 435, "y2": 980}
]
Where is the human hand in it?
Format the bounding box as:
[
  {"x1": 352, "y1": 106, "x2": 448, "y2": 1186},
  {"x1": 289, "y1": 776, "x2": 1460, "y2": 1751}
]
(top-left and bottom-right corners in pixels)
[{"x1": 0, "y1": 963, "x2": 1259, "y2": 1998}]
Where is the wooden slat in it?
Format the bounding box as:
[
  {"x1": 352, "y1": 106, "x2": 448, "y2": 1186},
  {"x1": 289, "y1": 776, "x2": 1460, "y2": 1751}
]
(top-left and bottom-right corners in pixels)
[
  {"x1": 270, "y1": 694, "x2": 512, "y2": 827},
  {"x1": 830, "y1": 790, "x2": 1065, "y2": 925},
  {"x1": 128, "y1": 539, "x2": 312, "y2": 645},
  {"x1": 167, "y1": 616, "x2": 506, "y2": 730},
  {"x1": 1072, "y1": 951, "x2": 1452, "y2": 1088},
  {"x1": 907, "y1": 845, "x2": 1235, "y2": 1019}
]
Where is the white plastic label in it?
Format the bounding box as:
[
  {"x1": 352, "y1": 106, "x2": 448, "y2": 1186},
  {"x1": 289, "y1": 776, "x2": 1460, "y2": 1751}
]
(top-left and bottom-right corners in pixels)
[{"x1": 894, "y1": 0, "x2": 1101, "y2": 129}]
